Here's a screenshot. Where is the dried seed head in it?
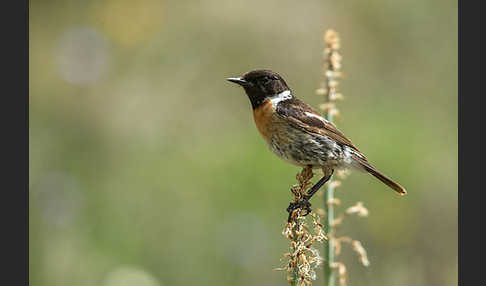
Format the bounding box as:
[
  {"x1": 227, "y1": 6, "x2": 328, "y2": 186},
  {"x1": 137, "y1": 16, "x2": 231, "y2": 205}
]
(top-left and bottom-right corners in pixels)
[
  {"x1": 331, "y1": 216, "x2": 344, "y2": 227},
  {"x1": 352, "y1": 240, "x2": 370, "y2": 267},
  {"x1": 334, "y1": 236, "x2": 352, "y2": 256},
  {"x1": 345, "y1": 202, "x2": 369, "y2": 217},
  {"x1": 336, "y1": 169, "x2": 350, "y2": 179},
  {"x1": 334, "y1": 239, "x2": 342, "y2": 256},
  {"x1": 330, "y1": 93, "x2": 344, "y2": 101},
  {"x1": 330, "y1": 54, "x2": 342, "y2": 70},
  {"x1": 327, "y1": 197, "x2": 341, "y2": 207},
  {"x1": 329, "y1": 109, "x2": 340, "y2": 118},
  {"x1": 331, "y1": 262, "x2": 347, "y2": 286},
  {"x1": 328, "y1": 80, "x2": 339, "y2": 89},
  {"x1": 324, "y1": 29, "x2": 340, "y2": 50},
  {"x1": 329, "y1": 180, "x2": 342, "y2": 189},
  {"x1": 315, "y1": 88, "x2": 327, "y2": 95},
  {"x1": 319, "y1": 103, "x2": 335, "y2": 112}
]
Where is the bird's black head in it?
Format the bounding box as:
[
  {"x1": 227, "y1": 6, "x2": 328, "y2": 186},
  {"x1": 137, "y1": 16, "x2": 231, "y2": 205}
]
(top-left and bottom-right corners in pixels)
[{"x1": 227, "y1": 69, "x2": 291, "y2": 109}]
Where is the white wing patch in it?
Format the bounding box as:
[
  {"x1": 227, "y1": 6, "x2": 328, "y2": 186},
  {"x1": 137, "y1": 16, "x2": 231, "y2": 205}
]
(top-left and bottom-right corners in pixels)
[
  {"x1": 304, "y1": 112, "x2": 331, "y2": 124},
  {"x1": 269, "y1": 90, "x2": 292, "y2": 107}
]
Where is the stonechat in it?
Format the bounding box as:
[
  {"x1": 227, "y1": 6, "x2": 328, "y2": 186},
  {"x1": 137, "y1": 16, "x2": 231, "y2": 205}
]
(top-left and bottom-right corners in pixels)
[{"x1": 227, "y1": 69, "x2": 406, "y2": 218}]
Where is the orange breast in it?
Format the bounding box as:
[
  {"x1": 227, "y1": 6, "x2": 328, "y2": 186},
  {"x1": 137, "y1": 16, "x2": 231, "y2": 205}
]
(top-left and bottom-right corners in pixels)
[{"x1": 252, "y1": 100, "x2": 274, "y2": 142}]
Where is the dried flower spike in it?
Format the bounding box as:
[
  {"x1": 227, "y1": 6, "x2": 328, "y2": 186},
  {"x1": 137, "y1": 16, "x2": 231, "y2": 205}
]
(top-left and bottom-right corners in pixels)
[{"x1": 279, "y1": 167, "x2": 327, "y2": 286}]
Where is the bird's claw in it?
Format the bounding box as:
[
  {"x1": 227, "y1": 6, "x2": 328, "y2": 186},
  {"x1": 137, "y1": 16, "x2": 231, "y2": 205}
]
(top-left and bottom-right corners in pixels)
[{"x1": 286, "y1": 200, "x2": 312, "y2": 222}]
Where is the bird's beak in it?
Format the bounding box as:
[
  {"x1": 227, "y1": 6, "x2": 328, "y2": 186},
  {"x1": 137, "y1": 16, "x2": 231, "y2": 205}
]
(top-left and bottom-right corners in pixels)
[{"x1": 226, "y1": 77, "x2": 248, "y2": 86}]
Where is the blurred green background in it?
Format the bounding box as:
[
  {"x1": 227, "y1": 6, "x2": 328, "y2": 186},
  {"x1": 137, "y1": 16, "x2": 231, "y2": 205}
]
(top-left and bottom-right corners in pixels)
[{"x1": 29, "y1": 0, "x2": 457, "y2": 285}]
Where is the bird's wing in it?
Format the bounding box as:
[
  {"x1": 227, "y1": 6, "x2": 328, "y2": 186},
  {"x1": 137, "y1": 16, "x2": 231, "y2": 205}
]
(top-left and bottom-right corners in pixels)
[{"x1": 276, "y1": 97, "x2": 363, "y2": 154}]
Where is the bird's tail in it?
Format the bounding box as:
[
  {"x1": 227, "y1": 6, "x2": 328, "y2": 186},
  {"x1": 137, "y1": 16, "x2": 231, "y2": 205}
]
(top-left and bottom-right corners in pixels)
[{"x1": 351, "y1": 154, "x2": 407, "y2": 196}]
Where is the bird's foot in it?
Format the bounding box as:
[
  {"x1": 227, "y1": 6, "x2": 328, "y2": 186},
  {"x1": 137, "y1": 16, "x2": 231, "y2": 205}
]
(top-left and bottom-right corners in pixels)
[{"x1": 286, "y1": 199, "x2": 312, "y2": 222}]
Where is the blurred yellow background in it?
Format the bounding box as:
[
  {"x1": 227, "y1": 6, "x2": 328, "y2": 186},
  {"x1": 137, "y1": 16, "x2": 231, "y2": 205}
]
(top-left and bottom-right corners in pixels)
[{"x1": 29, "y1": 0, "x2": 457, "y2": 285}]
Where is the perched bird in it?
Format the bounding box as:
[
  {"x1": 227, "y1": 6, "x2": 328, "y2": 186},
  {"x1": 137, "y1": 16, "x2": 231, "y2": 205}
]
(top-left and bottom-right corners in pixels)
[{"x1": 227, "y1": 69, "x2": 406, "y2": 218}]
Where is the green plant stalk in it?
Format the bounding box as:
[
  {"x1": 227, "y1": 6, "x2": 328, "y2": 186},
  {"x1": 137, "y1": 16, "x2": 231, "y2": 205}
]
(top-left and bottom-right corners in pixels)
[
  {"x1": 323, "y1": 181, "x2": 336, "y2": 286},
  {"x1": 323, "y1": 108, "x2": 336, "y2": 286},
  {"x1": 321, "y1": 29, "x2": 340, "y2": 286}
]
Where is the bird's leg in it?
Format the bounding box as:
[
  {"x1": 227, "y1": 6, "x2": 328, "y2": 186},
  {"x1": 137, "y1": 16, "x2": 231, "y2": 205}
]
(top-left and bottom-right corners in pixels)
[
  {"x1": 287, "y1": 170, "x2": 334, "y2": 222},
  {"x1": 304, "y1": 169, "x2": 334, "y2": 202}
]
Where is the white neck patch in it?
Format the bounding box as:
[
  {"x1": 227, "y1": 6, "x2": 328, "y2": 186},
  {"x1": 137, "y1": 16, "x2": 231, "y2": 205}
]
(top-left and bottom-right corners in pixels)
[{"x1": 269, "y1": 90, "x2": 292, "y2": 107}]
